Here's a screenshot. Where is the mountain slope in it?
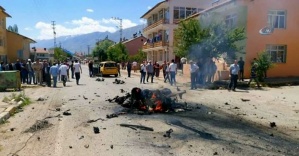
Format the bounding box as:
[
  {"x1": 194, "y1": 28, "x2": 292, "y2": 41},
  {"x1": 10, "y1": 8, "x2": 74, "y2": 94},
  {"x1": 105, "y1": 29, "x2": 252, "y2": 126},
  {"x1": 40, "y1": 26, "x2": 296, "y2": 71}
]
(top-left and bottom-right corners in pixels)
[{"x1": 33, "y1": 25, "x2": 145, "y2": 53}]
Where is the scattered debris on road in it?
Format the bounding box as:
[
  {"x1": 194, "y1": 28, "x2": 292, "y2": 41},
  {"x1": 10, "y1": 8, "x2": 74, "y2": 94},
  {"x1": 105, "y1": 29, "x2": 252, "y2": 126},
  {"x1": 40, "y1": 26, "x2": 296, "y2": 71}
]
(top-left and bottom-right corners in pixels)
[
  {"x1": 84, "y1": 144, "x2": 89, "y2": 148},
  {"x1": 37, "y1": 97, "x2": 45, "y2": 101},
  {"x1": 83, "y1": 95, "x2": 88, "y2": 100},
  {"x1": 113, "y1": 79, "x2": 125, "y2": 84},
  {"x1": 96, "y1": 78, "x2": 105, "y2": 82},
  {"x1": 241, "y1": 98, "x2": 250, "y2": 102},
  {"x1": 270, "y1": 122, "x2": 277, "y2": 128},
  {"x1": 63, "y1": 109, "x2": 72, "y2": 116},
  {"x1": 79, "y1": 135, "x2": 84, "y2": 140},
  {"x1": 163, "y1": 129, "x2": 173, "y2": 138},
  {"x1": 110, "y1": 145, "x2": 113, "y2": 149},
  {"x1": 87, "y1": 118, "x2": 106, "y2": 123},
  {"x1": 93, "y1": 127, "x2": 100, "y2": 134},
  {"x1": 106, "y1": 113, "x2": 118, "y2": 119},
  {"x1": 119, "y1": 124, "x2": 154, "y2": 131},
  {"x1": 25, "y1": 120, "x2": 52, "y2": 133},
  {"x1": 68, "y1": 99, "x2": 77, "y2": 101}
]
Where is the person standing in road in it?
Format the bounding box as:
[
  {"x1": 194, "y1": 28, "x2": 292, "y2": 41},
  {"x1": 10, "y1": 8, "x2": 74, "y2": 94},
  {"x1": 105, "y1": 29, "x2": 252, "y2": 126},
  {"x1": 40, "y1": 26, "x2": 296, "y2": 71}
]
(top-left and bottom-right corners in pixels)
[
  {"x1": 32, "y1": 59, "x2": 43, "y2": 85},
  {"x1": 162, "y1": 61, "x2": 167, "y2": 79},
  {"x1": 168, "y1": 59, "x2": 177, "y2": 86},
  {"x1": 59, "y1": 62, "x2": 69, "y2": 87},
  {"x1": 127, "y1": 61, "x2": 132, "y2": 77},
  {"x1": 43, "y1": 61, "x2": 51, "y2": 87},
  {"x1": 228, "y1": 60, "x2": 240, "y2": 91},
  {"x1": 26, "y1": 59, "x2": 35, "y2": 84},
  {"x1": 190, "y1": 60, "x2": 199, "y2": 90},
  {"x1": 164, "y1": 62, "x2": 170, "y2": 83},
  {"x1": 140, "y1": 62, "x2": 146, "y2": 84},
  {"x1": 247, "y1": 63, "x2": 261, "y2": 88},
  {"x1": 70, "y1": 60, "x2": 74, "y2": 79},
  {"x1": 117, "y1": 63, "x2": 121, "y2": 76},
  {"x1": 88, "y1": 61, "x2": 93, "y2": 77},
  {"x1": 132, "y1": 61, "x2": 137, "y2": 73},
  {"x1": 73, "y1": 60, "x2": 82, "y2": 85},
  {"x1": 49, "y1": 62, "x2": 59, "y2": 87},
  {"x1": 146, "y1": 61, "x2": 154, "y2": 83},
  {"x1": 238, "y1": 57, "x2": 245, "y2": 81}
]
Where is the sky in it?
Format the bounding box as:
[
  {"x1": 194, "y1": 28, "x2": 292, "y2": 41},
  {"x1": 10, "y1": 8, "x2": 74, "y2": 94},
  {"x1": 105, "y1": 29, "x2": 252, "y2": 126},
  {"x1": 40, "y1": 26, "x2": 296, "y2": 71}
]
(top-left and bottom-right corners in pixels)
[{"x1": 1, "y1": 0, "x2": 161, "y2": 40}]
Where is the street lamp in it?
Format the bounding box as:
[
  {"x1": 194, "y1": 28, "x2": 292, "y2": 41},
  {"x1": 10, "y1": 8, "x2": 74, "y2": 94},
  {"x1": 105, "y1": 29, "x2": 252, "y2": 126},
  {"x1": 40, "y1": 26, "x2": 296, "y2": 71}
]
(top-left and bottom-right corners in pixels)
[{"x1": 111, "y1": 17, "x2": 123, "y2": 42}]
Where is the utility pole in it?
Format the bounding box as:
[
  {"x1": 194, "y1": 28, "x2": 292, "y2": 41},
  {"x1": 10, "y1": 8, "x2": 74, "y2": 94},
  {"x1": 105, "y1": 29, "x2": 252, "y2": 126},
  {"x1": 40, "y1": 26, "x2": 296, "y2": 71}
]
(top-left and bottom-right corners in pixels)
[
  {"x1": 51, "y1": 21, "x2": 56, "y2": 48},
  {"x1": 87, "y1": 45, "x2": 90, "y2": 56}
]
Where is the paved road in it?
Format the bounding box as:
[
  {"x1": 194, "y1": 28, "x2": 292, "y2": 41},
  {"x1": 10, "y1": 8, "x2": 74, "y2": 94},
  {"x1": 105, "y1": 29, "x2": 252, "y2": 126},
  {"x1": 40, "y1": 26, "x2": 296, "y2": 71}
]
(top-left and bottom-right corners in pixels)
[{"x1": 0, "y1": 65, "x2": 298, "y2": 156}]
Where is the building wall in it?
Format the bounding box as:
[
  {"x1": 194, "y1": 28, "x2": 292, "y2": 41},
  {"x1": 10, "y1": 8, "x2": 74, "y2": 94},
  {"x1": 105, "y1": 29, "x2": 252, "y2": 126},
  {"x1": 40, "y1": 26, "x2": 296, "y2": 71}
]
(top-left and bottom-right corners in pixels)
[
  {"x1": 0, "y1": 9, "x2": 7, "y2": 62},
  {"x1": 124, "y1": 36, "x2": 147, "y2": 56},
  {"x1": 6, "y1": 31, "x2": 31, "y2": 62},
  {"x1": 245, "y1": 0, "x2": 299, "y2": 78}
]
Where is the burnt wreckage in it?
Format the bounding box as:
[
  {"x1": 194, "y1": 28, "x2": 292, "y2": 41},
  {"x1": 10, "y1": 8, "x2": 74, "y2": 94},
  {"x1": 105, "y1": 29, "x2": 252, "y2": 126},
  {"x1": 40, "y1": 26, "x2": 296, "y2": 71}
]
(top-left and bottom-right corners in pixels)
[{"x1": 107, "y1": 87, "x2": 186, "y2": 113}]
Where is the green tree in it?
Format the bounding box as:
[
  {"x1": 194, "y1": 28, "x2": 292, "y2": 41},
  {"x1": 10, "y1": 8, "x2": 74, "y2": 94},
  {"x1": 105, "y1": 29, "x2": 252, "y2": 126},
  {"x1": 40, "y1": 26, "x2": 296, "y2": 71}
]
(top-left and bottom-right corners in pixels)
[
  {"x1": 7, "y1": 24, "x2": 19, "y2": 33},
  {"x1": 106, "y1": 43, "x2": 128, "y2": 62},
  {"x1": 255, "y1": 51, "x2": 274, "y2": 81},
  {"x1": 128, "y1": 49, "x2": 147, "y2": 63},
  {"x1": 174, "y1": 18, "x2": 209, "y2": 58},
  {"x1": 54, "y1": 47, "x2": 67, "y2": 61},
  {"x1": 92, "y1": 40, "x2": 114, "y2": 61}
]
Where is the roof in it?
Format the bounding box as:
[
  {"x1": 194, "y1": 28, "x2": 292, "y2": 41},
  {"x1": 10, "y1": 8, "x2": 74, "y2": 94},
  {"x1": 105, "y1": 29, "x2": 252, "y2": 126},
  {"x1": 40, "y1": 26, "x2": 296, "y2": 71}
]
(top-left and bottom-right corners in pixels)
[
  {"x1": 122, "y1": 36, "x2": 146, "y2": 44},
  {"x1": 184, "y1": 0, "x2": 234, "y2": 21},
  {"x1": 0, "y1": 6, "x2": 12, "y2": 17},
  {"x1": 140, "y1": 1, "x2": 166, "y2": 18},
  {"x1": 31, "y1": 48, "x2": 49, "y2": 54},
  {"x1": 6, "y1": 30, "x2": 36, "y2": 43}
]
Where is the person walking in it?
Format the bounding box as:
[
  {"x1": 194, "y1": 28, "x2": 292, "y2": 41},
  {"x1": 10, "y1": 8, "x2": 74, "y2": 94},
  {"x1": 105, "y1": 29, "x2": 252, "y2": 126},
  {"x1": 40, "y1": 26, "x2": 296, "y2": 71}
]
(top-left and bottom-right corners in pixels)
[
  {"x1": 43, "y1": 61, "x2": 51, "y2": 87},
  {"x1": 154, "y1": 62, "x2": 160, "y2": 77},
  {"x1": 117, "y1": 63, "x2": 121, "y2": 76},
  {"x1": 190, "y1": 60, "x2": 199, "y2": 90},
  {"x1": 20, "y1": 60, "x2": 28, "y2": 84},
  {"x1": 59, "y1": 62, "x2": 69, "y2": 87},
  {"x1": 146, "y1": 61, "x2": 154, "y2": 83},
  {"x1": 140, "y1": 63, "x2": 146, "y2": 84},
  {"x1": 164, "y1": 62, "x2": 170, "y2": 83},
  {"x1": 162, "y1": 61, "x2": 167, "y2": 79},
  {"x1": 168, "y1": 59, "x2": 177, "y2": 86},
  {"x1": 238, "y1": 57, "x2": 245, "y2": 81},
  {"x1": 73, "y1": 60, "x2": 82, "y2": 85},
  {"x1": 32, "y1": 59, "x2": 43, "y2": 85},
  {"x1": 132, "y1": 61, "x2": 137, "y2": 73},
  {"x1": 127, "y1": 61, "x2": 132, "y2": 77},
  {"x1": 49, "y1": 62, "x2": 59, "y2": 87},
  {"x1": 26, "y1": 59, "x2": 35, "y2": 84},
  {"x1": 228, "y1": 60, "x2": 240, "y2": 91},
  {"x1": 88, "y1": 61, "x2": 94, "y2": 77},
  {"x1": 70, "y1": 60, "x2": 74, "y2": 79},
  {"x1": 247, "y1": 63, "x2": 261, "y2": 88}
]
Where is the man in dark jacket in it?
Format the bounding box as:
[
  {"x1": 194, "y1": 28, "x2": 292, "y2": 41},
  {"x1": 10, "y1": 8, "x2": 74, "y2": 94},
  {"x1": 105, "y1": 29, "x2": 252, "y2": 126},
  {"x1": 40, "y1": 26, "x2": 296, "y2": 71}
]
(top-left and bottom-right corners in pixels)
[{"x1": 127, "y1": 61, "x2": 132, "y2": 77}]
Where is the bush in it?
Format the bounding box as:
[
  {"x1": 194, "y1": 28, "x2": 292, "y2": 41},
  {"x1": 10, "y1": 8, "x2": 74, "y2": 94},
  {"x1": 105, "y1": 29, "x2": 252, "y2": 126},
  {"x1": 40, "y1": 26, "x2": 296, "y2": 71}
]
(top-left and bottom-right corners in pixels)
[{"x1": 255, "y1": 51, "x2": 274, "y2": 82}]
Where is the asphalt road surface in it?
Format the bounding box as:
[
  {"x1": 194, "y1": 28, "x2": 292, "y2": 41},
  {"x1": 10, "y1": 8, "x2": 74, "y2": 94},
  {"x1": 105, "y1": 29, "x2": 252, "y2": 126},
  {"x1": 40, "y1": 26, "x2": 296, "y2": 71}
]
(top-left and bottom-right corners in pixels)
[{"x1": 0, "y1": 65, "x2": 298, "y2": 156}]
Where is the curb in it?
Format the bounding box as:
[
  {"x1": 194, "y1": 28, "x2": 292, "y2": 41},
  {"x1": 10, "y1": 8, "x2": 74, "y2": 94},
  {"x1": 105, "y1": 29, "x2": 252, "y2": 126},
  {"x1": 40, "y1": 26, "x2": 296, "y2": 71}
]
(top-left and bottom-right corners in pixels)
[{"x1": 0, "y1": 103, "x2": 22, "y2": 124}]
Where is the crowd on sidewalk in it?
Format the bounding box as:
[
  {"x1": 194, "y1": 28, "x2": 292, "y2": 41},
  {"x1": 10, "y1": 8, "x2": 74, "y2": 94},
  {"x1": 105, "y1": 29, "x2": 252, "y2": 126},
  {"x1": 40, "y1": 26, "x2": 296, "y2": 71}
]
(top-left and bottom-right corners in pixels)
[{"x1": 0, "y1": 58, "x2": 82, "y2": 88}]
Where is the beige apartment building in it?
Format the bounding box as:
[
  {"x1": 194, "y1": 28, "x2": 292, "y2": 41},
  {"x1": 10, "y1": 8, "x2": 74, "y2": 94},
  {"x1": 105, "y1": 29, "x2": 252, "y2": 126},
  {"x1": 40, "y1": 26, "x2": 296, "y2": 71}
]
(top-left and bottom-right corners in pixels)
[
  {"x1": 141, "y1": 0, "x2": 223, "y2": 64},
  {"x1": 0, "y1": 6, "x2": 11, "y2": 62}
]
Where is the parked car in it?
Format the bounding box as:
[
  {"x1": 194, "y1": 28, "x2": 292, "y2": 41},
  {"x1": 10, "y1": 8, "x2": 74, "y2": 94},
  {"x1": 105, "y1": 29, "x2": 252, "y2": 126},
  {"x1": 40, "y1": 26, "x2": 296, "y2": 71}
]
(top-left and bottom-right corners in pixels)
[{"x1": 99, "y1": 61, "x2": 118, "y2": 77}]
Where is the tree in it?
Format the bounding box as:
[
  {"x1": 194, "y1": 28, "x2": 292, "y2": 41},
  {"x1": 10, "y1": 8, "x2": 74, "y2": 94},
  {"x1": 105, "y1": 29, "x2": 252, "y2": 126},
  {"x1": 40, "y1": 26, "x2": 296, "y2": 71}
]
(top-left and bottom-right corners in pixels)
[
  {"x1": 255, "y1": 51, "x2": 274, "y2": 81},
  {"x1": 7, "y1": 24, "x2": 19, "y2": 33},
  {"x1": 92, "y1": 40, "x2": 114, "y2": 62},
  {"x1": 106, "y1": 43, "x2": 128, "y2": 62},
  {"x1": 128, "y1": 49, "x2": 147, "y2": 63},
  {"x1": 174, "y1": 18, "x2": 209, "y2": 58},
  {"x1": 54, "y1": 47, "x2": 67, "y2": 62}
]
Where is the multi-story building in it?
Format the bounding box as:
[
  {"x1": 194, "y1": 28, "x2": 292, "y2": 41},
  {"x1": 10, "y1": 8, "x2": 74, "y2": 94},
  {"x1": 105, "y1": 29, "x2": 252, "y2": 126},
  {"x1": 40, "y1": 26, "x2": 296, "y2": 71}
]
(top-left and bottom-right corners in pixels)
[
  {"x1": 190, "y1": 0, "x2": 299, "y2": 78},
  {"x1": 140, "y1": 0, "x2": 216, "y2": 64},
  {"x1": 6, "y1": 30, "x2": 35, "y2": 63},
  {"x1": 0, "y1": 6, "x2": 11, "y2": 62},
  {"x1": 30, "y1": 48, "x2": 53, "y2": 62}
]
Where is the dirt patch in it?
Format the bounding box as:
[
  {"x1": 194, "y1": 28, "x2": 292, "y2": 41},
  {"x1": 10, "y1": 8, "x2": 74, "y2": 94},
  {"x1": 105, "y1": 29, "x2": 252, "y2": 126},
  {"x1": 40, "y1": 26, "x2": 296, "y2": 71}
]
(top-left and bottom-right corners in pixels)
[{"x1": 24, "y1": 120, "x2": 52, "y2": 133}]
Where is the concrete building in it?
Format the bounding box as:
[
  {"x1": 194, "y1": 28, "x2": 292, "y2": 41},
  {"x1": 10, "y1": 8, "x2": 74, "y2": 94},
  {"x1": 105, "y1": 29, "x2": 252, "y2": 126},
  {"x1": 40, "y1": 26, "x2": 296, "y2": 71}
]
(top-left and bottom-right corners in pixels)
[
  {"x1": 140, "y1": 0, "x2": 217, "y2": 64},
  {"x1": 30, "y1": 48, "x2": 53, "y2": 62},
  {"x1": 6, "y1": 30, "x2": 35, "y2": 63},
  {"x1": 0, "y1": 6, "x2": 11, "y2": 62},
  {"x1": 190, "y1": 0, "x2": 299, "y2": 78},
  {"x1": 122, "y1": 36, "x2": 147, "y2": 56}
]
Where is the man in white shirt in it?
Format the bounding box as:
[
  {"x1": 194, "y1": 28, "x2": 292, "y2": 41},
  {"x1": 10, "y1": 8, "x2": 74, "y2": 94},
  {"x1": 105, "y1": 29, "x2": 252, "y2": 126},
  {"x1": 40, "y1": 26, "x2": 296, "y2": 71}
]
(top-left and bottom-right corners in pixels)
[
  {"x1": 168, "y1": 59, "x2": 177, "y2": 86},
  {"x1": 132, "y1": 61, "x2": 137, "y2": 73},
  {"x1": 59, "y1": 62, "x2": 69, "y2": 87},
  {"x1": 73, "y1": 60, "x2": 82, "y2": 85}
]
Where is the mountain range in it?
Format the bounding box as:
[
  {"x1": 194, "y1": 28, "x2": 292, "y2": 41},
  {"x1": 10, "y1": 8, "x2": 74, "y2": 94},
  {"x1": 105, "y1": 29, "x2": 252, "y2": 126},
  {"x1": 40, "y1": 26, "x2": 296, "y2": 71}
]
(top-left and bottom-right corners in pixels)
[{"x1": 33, "y1": 25, "x2": 145, "y2": 54}]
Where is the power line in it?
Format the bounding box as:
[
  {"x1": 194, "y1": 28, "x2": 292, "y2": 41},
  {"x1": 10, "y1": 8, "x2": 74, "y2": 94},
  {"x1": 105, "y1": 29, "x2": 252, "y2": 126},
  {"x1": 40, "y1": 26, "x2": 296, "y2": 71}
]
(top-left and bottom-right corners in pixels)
[{"x1": 112, "y1": 17, "x2": 123, "y2": 42}]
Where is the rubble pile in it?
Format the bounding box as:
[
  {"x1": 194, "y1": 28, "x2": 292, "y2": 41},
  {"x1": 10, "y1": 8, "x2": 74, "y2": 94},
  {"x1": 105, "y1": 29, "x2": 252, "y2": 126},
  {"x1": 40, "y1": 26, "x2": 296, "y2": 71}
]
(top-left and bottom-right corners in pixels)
[
  {"x1": 106, "y1": 87, "x2": 186, "y2": 113},
  {"x1": 113, "y1": 79, "x2": 125, "y2": 84},
  {"x1": 25, "y1": 120, "x2": 53, "y2": 133}
]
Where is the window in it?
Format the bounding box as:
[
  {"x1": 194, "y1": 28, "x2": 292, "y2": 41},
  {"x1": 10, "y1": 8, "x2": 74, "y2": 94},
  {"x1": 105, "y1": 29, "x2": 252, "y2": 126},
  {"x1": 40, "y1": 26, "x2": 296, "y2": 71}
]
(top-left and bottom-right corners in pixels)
[
  {"x1": 152, "y1": 13, "x2": 158, "y2": 22},
  {"x1": 174, "y1": 7, "x2": 180, "y2": 19},
  {"x1": 159, "y1": 10, "x2": 164, "y2": 20},
  {"x1": 266, "y1": 45, "x2": 287, "y2": 63},
  {"x1": 186, "y1": 8, "x2": 192, "y2": 17},
  {"x1": 159, "y1": 50, "x2": 163, "y2": 61},
  {"x1": 268, "y1": 10, "x2": 286, "y2": 29},
  {"x1": 179, "y1": 7, "x2": 185, "y2": 19},
  {"x1": 192, "y1": 8, "x2": 197, "y2": 14},
  {"x1": 147, "y1": 17, "x2": 152, "y2": 26},
  {"x1": 225, "y1": 14, "x2": 237, "y2": 28},
  {"x1": 17, "y1": 50, "x2": 24, "y2": 59}
]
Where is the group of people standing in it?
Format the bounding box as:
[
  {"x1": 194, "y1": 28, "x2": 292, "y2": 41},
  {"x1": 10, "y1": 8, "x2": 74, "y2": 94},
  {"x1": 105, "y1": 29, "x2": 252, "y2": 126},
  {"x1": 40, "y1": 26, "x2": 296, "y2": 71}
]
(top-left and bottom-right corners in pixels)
[
  {"x1": 0, "y1": 59, "x2": 82, "y2": 88},
  {"x1": 139, "y1": 59, "x2": 177, "y2": 86}
]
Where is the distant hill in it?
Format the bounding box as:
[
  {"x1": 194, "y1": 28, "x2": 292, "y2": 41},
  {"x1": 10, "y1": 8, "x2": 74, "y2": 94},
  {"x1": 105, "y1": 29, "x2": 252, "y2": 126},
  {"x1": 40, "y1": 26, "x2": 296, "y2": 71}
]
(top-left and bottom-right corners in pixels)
[{"x1": 33, "y1": 25, "x2": 145, "y2": 53}]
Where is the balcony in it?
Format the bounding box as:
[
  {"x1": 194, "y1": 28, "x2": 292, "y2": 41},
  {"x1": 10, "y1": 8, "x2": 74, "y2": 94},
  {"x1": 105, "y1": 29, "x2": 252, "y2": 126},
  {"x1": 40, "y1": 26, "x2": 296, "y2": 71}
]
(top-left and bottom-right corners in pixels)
[
  {"x1": 142, "y1": 41, "x2": 169, "y2": 50},
  {"x1": 143, "y1": 19, "x2": 169, "y2": 32}
]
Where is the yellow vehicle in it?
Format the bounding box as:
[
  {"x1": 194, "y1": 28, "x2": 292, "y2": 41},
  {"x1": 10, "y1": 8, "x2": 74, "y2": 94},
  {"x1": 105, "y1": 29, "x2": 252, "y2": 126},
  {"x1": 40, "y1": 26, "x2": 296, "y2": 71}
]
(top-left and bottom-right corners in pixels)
[{"x1": 99, "y1": 61, "x2": 118, "y2": 77}]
